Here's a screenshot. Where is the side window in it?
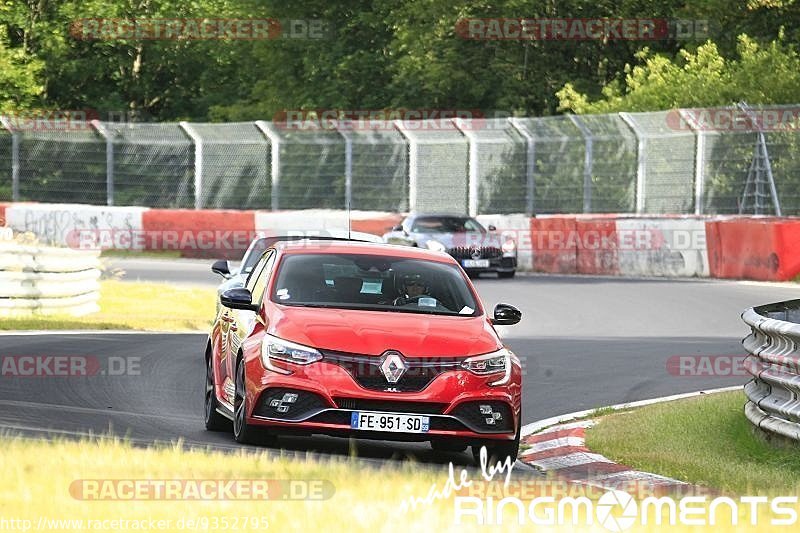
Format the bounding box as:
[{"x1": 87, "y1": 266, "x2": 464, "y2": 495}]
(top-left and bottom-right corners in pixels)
[{"x1": 247, "y1": 251, "x2": 276, "y2": 305}]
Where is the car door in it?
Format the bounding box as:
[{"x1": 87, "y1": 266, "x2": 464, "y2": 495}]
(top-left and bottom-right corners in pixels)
[
  {"x1": 225, "y1": 251, "x2": 277, "y2": 398},
  {"x1": 218, "y1": 250, "x2": 273, "y2": 403}
]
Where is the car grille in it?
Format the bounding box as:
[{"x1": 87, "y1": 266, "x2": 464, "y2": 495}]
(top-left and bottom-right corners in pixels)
[
  {"x1": 322, "y1": 350, "x2": 461, "y2": 392},
  {"x1": 447, "y1": 246, "x2": 502, "y2": 260},
  {"x1": 333, "y1": 398, "x2": 447, "y2": 414}
]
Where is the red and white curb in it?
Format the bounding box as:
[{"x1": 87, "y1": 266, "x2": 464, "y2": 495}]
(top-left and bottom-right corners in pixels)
[
  {"x1": 519, "y1": 420, "x2": 690, "y2": 493},
  {"x1": 517, "y1": 386, "x2": 741, "y2": 493}
]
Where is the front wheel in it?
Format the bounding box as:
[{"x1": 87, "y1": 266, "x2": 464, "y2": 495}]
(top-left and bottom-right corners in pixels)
[
  {"x1": 233, "y1": 357, "x2": 274, "y2": 445},
  {"x1": 472, "y1": 417, "x2": 521, "y2": 467},
  {"x1": 204, "y1": 352, "x2": 230, "y2": 431}
]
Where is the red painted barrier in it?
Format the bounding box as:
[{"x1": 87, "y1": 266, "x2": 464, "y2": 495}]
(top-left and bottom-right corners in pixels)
[
  {"x1": 706, "y1": 217, "x2": 800, "y2": 281},
  {"x1": 0, "y1": 203, "x2": 7, "y2": 226},
  {"x1": 351, "y1": 214, "x2": 404, "y2": 236},
  {"x1": 530, "y1": 216, "x2": 578, "y2": 273},
  {"x1": 142, "y1": 209, "x2": 257, "y2": 259},
  {"x1": 575, "y1": 217, "x2": 620, "y2": 275}
]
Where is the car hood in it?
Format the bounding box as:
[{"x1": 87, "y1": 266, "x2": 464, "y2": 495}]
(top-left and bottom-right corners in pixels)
[
  {"x1": 414, "y1": 232, "x2": 503, "y2": 248},
  {"x1": 268, "y1": 305, "x2": 501, "y2": 357}
]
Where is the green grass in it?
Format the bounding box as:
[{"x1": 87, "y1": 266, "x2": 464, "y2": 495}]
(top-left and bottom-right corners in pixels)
[
  {"x1": 586, "y1": 391, "x2": 800, "y2": 494},
  {"x1": 0, "y1": 280, "x2": 216, "y2": 331}
]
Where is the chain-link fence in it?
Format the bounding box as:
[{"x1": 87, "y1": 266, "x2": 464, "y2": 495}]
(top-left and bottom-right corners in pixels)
[{"x1": 1, "y1": 107, "x2": 798, "y2": 215}]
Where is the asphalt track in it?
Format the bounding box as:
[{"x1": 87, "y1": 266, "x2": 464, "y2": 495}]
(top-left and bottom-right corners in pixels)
[{"x1": 3, "y1": 257, "x2": 798, "y2": 468}]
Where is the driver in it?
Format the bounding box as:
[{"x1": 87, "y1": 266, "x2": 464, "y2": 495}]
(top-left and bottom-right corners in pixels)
[{"x1": 393, "y1": 273, "x2": 430, "y2": 306}]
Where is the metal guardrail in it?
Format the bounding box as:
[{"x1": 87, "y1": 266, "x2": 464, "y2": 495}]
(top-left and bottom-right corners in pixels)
[
  {"x1": 743, "y1": 300, "x2": 800, "y2": 441},
  {"x1": 0, "y1": 240, "x2": 101, "y2": 317}
]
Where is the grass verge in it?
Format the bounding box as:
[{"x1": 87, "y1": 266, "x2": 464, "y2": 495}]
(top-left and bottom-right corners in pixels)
[
  {"x1": 0, "y1": 280, "x2": 215, "y2": 331},
  {"x1": 585, "y1": 390, "x2": 800, "y2": 494},
  {"x1": 0, "y1": 435, "x2": 458, "y2": 532}
]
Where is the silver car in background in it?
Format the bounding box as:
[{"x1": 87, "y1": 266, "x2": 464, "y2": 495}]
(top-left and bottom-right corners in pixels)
[{"x1": 382, "y1": 214, "x2": 517, "y2": 278}]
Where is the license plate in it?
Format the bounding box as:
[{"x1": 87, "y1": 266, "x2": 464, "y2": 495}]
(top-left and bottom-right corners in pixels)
[
  {"x1": 350, "y1": 411, "x2": 430, "y2": 433},
  {"x1": 462, "y1": 259, "x2": 490, "y2": 268}
]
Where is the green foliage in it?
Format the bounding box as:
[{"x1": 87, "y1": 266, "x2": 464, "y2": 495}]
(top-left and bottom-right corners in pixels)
[{"x1": 558, "y1": 34, "x2": 800, "y2": 113}]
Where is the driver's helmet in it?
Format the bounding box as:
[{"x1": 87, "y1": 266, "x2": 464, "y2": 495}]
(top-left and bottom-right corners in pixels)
[{"x1": 398, "y1": 272, "x2": 427, "y2": 293}]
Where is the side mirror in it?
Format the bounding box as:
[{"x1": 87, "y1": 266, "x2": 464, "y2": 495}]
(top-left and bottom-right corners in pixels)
[
  {"x1": 220, "y1": 287, "x2": 259, "y2": 312},
  {"x1": 391, "y1": 224, "x2": 403, "y2": 232},
  {"x1": 487, "y1": 224, "x2": 497, "y2": 231},
  {"x1": 491, "y1": 303, "x2": 521, "y2": 326},
  {"x1": 211, "y1": 260, "x2": 231, "y2": 278}
]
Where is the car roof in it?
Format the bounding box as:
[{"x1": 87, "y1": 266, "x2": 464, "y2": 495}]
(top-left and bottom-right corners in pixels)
[{"x1": 273, "y1": 239, "x2": 456, "y2": 263}]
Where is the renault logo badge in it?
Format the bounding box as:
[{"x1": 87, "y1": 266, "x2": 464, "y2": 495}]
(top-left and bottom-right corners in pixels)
[{"x1": 380, "y1": 351, "x2": 407, "y2": 383}]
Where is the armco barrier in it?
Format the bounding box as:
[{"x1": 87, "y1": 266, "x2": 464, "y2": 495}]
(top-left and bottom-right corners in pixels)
[
  {"x1": 707, "y1": 217, "x2": 800, "y2": 281},
  {"x1": 0, "y1": 240, "x2": 101, "y2": 317},
  {"x1": 742, "y1": 300, "x2": 800, "y2": 441}
]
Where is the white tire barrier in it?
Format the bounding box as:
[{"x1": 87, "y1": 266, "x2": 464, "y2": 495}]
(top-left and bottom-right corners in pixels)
[
  {"x1": 0, "y1": 242, "x2": 101, "y2": 317},
  {"x1": 742, "y1": 301, "x2": 800, "y2": 441}
]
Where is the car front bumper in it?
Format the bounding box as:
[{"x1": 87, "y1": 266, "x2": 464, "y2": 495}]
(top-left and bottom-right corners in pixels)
[{"x1": 243, "y1": 355, "x2": 522, "y2": 443}]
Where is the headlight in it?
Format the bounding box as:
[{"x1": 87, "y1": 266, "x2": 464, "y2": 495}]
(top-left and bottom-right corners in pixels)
[
  {"x1": 261, "y1": 334, "x2": 322, "y2": 373},
  {"x1": 502, "y1": 239, "x2": 516, "y2": 253},
  {"x1": 426, "y1": 240, "x2": 447, "y2": 252},
  {"x1": 461, "y1": 348, "x2": 512, "y2": 386}
]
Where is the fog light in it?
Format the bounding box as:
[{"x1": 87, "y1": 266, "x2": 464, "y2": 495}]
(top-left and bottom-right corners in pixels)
[
  {"x1": 493, "y1": 412, "x2": 502, "y2": 420},
  {"x1": 479, "y1": 404, "x2": 492, "y2": 415},
  {"x1": 269, "y1": 399, "x2": 280, "y2": 407},
  {"x1": 277, "y1": 405, "x2": 289, "y2": 413},
  {"x1": 282, "y1": 393, "x2": 298, "y2": 403},
  {"x1": 485, "y1": 417, "x2": 496, "y2": 425}
]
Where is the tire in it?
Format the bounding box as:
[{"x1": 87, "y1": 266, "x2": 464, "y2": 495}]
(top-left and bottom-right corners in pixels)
[
  {"x1": 431, "y1": 441, "x2": 468, "y2": 453},
  {"x1": 472, "y1": 416, "x2": 521, "y2": 467},
  {"x1": 233, "y1": 356, "x2": 275, "y2": 445},
  {"x1": 204, "y1": 350, "x2": 230, "y2": 431},
  {"x1": 498, "y1": 270, "x2": 516, "y2": 279}
]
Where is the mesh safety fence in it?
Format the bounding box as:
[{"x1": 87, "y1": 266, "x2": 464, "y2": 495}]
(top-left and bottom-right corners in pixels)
[
  {"x1": 338, "y1": 123, "x2": 408, "y2": 211},
  {"x1": 397, "y1": 119, "x2": 468, "y2": 214},
  {"x1": 187, "y1": 122, "x2": 270, "y2": 209},
  {"x1": 464, "y1": 118, "x2": 527, "y2": 214}
]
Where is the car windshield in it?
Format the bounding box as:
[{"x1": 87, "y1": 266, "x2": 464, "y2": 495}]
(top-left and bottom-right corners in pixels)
[
  {"x1": 270, "y1": 253, "x2": 479, "y2": 316},
  {"x1": 411, "y1": 216, "x2": 486, "y2": 234}
]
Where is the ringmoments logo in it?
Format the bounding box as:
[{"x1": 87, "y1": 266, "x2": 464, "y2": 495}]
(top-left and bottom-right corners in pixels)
[{"x1": 454, "y1": 489, "x2": 799, "y2": 528}]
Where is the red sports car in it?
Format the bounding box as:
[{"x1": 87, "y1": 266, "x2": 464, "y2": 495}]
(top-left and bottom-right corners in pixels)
[{"x1": 204, "y1": 240, "x2": 523, "y2": 464}]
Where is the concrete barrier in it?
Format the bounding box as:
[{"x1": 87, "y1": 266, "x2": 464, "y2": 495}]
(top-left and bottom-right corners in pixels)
[
  {"x1": 616, "y1": 217, "x2": 709, "y2": 277},
  {"x1": 5, "y1": 202, "x2": 800, "y2": 282},
  {"x1": 476, "y1": 214, "x2": 533, "y2": 271},
  {"x1": 707, "y1": 217, "x2": 800, "y2": 281},
  {"x1": 5, "y1": 203, "x2": 148, "y2": 249}
]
